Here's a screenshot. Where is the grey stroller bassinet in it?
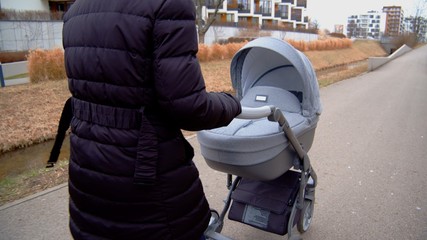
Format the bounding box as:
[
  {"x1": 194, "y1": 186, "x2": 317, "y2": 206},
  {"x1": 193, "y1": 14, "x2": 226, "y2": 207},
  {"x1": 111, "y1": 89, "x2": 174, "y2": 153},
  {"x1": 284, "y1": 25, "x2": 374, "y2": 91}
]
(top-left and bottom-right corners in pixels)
[
  {"x1": 198, "y1": 37, "x2": 322, "y2": 240},
  {"x1": 198, "y1": 37, "x2": 322, "y2": 181}
]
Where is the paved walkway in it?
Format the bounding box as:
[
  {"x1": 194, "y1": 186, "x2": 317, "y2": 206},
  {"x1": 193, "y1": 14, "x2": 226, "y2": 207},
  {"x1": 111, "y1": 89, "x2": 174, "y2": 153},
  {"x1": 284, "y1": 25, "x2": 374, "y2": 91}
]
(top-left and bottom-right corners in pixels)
[{"x1": 0, "y1": 183, "x2": 71, "y2": 240}]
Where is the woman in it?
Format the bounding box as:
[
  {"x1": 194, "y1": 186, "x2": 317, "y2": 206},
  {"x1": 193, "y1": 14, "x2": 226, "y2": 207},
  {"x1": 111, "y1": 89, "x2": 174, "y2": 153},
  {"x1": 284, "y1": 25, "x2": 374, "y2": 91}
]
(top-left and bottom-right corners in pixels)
[{"x1": 62, "y1": 0, "x2": 241, "y2": 239}]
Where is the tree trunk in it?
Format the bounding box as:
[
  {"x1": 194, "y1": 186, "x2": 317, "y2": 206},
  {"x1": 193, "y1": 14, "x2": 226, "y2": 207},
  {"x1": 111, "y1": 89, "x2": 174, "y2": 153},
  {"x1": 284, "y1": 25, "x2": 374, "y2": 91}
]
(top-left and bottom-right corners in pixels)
[{"x1": 198, "y1": 31, "x2": 206, "y2": 44}]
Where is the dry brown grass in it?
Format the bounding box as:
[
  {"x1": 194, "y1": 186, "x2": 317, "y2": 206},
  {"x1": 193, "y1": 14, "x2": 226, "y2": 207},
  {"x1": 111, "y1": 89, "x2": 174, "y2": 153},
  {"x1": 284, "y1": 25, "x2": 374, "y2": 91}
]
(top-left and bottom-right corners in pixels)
[
  {"x1": 0, "y1": 80, "x2": 71, "y2": 154},
  {"x1": 317, "y1": 61, "x2": 368, "y2": 87},
  {"x1": 0, "y1": 161, "x2": 68, "y2": 206},
  {"x1": 305, "y1": 40, "x2": 387, "y2": 71},
  {"x1": 200, "y1": 59, "x2": 233, "y2": 93}
]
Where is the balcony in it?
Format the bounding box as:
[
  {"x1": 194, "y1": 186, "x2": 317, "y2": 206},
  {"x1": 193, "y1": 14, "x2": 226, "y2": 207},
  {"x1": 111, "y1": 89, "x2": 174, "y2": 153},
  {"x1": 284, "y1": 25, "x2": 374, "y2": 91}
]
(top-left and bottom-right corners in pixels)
[
  {"x1": 274, "y1": 10, "x2": 289, "y2": 19},
  {"x1": 291, "y1": 8, "x2": 302, "y2": 21},
  {"x1": 227, "y1": 0, "x2": 251, "y2": 13},
  {"x1": 296, "y1": 0, "x2": 307, "y2": 8},
  {"x1": 206, "y1": 0, "x2": 219, "y2": 9},
  {"x1": 254, "y1": 1, "x2": 272, "y2": 16}
]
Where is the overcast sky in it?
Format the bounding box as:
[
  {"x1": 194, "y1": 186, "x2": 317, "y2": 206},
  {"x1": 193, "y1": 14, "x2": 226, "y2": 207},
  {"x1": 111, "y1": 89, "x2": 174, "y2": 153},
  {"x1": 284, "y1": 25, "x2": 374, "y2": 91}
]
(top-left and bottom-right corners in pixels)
[{"x1": 306, "y1": 0, "x2": 423, "y2": 31}]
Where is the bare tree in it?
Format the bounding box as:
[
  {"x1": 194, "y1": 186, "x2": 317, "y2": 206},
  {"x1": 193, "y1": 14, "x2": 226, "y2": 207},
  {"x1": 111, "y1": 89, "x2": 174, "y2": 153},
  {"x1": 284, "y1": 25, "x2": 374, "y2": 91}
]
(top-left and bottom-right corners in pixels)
[
  {"x1": 412, "y1": 0, "x2": 427, "y2": 41},
  {"x1": 308, "y1": 18, "x2": 319, "y2": 33},
  {"x1": 194, "y1": 0, "x2": 226, "y2": 44}
]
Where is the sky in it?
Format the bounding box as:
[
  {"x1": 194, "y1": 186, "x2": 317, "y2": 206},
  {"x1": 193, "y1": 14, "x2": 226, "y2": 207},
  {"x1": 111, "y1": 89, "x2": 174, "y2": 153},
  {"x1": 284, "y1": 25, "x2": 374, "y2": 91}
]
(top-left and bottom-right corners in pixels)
[{"x1": 306, "y1": 0, "x2": 422, "y2": 32}]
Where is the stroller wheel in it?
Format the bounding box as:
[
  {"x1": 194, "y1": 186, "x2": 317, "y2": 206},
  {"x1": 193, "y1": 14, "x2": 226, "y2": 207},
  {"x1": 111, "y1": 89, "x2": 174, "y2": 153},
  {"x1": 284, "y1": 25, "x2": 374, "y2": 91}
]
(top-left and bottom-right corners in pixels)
[
  {"x1": 297, "y1": 200, "x2": 314, "y2": 233},
  {"x1": 209, "y1": 209, "x2": 223, "y2": 233}
]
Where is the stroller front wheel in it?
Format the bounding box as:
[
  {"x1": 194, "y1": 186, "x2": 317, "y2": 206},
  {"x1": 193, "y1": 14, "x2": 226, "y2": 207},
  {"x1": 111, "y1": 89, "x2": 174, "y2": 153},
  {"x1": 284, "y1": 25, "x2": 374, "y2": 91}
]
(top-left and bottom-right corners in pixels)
[
  {"x1": 209, "y1": 209, "x2": 223, "y2": 233},
  {"x1": 297, "y1": 199, "x2": 314, "y2": 233}
]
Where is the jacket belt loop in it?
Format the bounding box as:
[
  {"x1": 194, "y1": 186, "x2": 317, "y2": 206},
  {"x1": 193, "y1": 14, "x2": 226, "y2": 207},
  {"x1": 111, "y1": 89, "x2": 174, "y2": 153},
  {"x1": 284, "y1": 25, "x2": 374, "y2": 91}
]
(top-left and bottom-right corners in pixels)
[{"x1": 134, "y1": 107, "x2": 158, "y2": 185}]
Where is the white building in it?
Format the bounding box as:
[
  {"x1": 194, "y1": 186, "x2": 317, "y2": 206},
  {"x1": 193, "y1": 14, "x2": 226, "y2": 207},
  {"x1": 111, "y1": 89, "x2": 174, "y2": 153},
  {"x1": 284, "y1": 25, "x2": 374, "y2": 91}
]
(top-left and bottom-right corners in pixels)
[
  {"x1": 204, "y1": 0, "x2": 309, "y2": 30},
  {"x1": 347, "y1": 10, "x2": 386, "y2": 39}
]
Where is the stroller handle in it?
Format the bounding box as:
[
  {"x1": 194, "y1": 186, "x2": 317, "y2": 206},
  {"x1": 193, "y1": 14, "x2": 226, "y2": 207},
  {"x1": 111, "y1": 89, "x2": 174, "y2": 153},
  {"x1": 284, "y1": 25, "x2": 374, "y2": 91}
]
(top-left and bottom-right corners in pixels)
[{"x1": 237, "y1": 106, "x2": 276, "y2": 119}]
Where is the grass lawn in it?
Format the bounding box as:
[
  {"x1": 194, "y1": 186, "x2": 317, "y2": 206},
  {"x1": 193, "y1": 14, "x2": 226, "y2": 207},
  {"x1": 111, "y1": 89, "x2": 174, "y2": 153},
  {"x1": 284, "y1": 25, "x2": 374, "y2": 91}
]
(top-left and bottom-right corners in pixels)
[{"x1": 5, "y1": 73, "x2": 29, "y2": 80}]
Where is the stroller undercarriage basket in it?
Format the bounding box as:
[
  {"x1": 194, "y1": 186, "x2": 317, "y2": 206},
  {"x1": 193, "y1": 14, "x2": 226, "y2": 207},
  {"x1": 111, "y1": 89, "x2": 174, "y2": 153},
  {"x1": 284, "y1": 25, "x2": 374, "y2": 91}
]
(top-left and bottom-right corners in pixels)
[{"x1": 228, "y1": 170, "x2": 301, "y2": 236}]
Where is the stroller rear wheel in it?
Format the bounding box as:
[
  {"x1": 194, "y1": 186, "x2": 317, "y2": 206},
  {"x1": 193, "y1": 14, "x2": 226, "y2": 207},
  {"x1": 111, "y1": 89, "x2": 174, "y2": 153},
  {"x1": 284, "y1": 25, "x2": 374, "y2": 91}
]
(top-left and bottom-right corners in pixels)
[{"x1": 297, "y1": 199, "x2": 314, "y2": 233}]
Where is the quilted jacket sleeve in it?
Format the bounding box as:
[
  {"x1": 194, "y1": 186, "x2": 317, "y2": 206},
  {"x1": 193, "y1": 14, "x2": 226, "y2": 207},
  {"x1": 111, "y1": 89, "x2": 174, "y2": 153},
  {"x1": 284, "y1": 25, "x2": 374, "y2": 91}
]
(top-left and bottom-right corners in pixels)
[{"x1": 152, "y1": 0, "x2": 241, "y2": 131}]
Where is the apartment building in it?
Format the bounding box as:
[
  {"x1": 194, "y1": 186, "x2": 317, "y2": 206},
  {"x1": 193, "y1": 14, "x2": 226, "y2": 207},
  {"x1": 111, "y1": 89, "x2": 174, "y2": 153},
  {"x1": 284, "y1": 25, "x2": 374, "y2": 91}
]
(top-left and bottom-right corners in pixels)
[
  {"x1": 204, "y1": 0, "x2": 309, "y2": 30},
  {"x1": 382, "y1": 6, "x2": 405, "y2": 37},
  {"x1": 404, "y1": 16, "x2": 427, "y2": 42},
  {"x1": 346, "y1": 11, "x2": 384, "y2": 39}
]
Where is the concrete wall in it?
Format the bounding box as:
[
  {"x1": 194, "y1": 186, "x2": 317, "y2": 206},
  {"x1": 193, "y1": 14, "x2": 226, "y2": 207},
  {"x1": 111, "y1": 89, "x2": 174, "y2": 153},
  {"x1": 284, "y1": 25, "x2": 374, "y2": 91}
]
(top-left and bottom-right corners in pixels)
[
  {"x1": 0, "y1": 60, "x2": 28, "y2": 87},
  {"x1": 0, "y1": 21, "x2": 63, "y2": 51},
  {"x1": 0, "y1": 0, "x2": 49, "y2": 11},
  {"x1": 0, "y1": 61, "x2": 27, "y2": 78},
  {"x1": 1, "y1": 20, "x2": 318, "y2": 51},
  {"x1": 368, "y1": 44, "x2": 412, "y2": 71},
  {"x1": 205, "y1": 26, "x2": 318, "y2": 45}
]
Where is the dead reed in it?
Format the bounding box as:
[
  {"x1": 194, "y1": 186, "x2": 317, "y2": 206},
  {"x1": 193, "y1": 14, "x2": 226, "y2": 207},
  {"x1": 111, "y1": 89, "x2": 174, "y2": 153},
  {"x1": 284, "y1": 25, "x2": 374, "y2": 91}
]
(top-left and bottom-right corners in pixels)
[
  {"x1": 27, "y1": 48, "x2": 66, "y2": 83},
  {"x1": 197, "y1": 42, "x2": 246, "y2": 62},
  {"x1": 286, "y1": 38, "x2": 353, "y2": 52}
]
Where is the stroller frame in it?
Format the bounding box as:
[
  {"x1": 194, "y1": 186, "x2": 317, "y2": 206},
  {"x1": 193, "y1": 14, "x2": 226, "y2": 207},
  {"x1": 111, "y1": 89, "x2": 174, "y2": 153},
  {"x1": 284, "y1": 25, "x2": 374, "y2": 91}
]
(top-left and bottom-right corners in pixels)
[{"x1": 203, "y1": 106, "x2": 318, "y2": 240}]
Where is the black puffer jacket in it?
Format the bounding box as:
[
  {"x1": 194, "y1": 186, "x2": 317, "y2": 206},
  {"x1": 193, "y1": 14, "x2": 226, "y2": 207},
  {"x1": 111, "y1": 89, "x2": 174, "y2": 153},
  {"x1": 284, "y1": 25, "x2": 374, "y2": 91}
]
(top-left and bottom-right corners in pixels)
[{"x1": 62, "y1": 1, "x2": 241, "y2": 239}]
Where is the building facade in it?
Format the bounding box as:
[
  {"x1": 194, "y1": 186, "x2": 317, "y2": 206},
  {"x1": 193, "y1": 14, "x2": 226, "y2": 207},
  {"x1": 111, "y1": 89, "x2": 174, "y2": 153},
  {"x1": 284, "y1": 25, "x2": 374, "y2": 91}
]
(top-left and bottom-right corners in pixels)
[
  {"x1": 382, "y1": 6, "x2": 405, "y2": 37},
  {"x1": 404, "y1": 16, "x2": 427, "y2": 42},
  {"x1": 204, "y1": 0, "x2": 309, "y2": 30},
  {"x1": 346, "y1": 11, "x2": 384, "y2": 39}
]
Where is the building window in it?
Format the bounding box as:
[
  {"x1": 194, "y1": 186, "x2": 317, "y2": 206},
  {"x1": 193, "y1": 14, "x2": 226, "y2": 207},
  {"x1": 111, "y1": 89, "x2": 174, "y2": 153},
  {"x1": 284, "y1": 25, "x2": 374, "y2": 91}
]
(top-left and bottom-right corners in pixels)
[
  {"x1": 291, "y1": 8, "x2": 302, "y2": 21},
  {"x1": 259, "y1": 0, "x2": 272, "y2": 15},
  {"x1": 49, "y1": 1, "x2": 74, "y2": 12},
  {"x1": 279, "y1": 5, "x2": 289, "y2": 19},
  {"x1": 296, "y1": 0, "x2": 307, "y2": 8}
]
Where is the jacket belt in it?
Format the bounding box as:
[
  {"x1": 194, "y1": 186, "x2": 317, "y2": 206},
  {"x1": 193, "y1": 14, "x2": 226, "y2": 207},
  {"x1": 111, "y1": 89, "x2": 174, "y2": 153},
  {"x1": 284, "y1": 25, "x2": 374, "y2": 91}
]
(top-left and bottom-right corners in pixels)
[{"x1": 72, "y1": 98, "x2": 158, "y2": 185}]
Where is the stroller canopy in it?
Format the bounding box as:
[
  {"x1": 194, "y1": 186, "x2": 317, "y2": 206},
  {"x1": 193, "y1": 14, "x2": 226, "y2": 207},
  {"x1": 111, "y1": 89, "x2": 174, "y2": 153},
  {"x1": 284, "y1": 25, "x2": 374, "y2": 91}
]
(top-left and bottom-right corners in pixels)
[{"x1": 231, "y1": 37, "x2": 322, "y2": 117}]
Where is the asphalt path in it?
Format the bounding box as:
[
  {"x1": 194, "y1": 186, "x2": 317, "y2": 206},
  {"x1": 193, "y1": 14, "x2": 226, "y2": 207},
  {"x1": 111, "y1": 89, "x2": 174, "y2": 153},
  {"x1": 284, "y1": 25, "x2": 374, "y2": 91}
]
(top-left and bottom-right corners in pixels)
[
  {"x1": 196, "y1": 45, "x2": 427, "y2": 240},
  {"x1": 0, "y1": 45, "x2": 426, "y2": 240}
]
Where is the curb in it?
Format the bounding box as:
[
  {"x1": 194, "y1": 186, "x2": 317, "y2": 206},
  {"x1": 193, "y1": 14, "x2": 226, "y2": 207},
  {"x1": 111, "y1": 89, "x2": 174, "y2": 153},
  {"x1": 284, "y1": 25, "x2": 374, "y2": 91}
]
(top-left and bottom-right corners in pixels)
[{"x1": 0, "y1": 183, "x2": 68, "y2": 211}]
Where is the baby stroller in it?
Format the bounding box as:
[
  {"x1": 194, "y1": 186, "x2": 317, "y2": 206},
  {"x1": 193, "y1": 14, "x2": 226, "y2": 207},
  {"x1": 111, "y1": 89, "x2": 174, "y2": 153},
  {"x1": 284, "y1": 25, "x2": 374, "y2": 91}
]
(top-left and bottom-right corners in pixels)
[{"x1": 197, "y1": 37, "x2": 322, "y2": 239}]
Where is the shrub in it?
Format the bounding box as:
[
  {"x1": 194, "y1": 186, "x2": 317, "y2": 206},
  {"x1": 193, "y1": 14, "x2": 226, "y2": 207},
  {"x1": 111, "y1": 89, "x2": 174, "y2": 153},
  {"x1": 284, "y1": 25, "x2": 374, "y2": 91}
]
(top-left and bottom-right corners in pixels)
[
  {"x1": 197, "y1": 44, "x2": 210, "y2": 62},
  {"x1": 27, "y1": 48, "x2": 66, "y2": 83},
  {"x1": 210, "y1": 43, "x2": 229, "y2": 61}
]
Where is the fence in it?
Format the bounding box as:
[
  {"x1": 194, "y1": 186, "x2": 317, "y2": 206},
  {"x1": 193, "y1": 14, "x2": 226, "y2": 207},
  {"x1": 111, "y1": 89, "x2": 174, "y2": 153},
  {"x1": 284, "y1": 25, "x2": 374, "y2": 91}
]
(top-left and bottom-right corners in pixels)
[{"x1": 0, "y1": 20, "x2": 63, "y2": 51}]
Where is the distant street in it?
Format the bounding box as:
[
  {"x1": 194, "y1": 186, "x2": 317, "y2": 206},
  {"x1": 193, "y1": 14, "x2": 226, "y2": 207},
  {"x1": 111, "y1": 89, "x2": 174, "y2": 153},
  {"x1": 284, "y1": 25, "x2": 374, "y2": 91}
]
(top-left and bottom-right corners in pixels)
[{"x1": 196, "y1": 45, "x2": 427, "y2": 240}]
